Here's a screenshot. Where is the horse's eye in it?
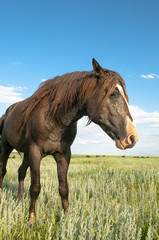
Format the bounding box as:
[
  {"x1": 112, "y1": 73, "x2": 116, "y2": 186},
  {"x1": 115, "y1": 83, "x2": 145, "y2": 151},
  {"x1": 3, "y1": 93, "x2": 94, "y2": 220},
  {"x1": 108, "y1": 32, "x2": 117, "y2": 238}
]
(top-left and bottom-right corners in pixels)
[{"x1": 110, "y1": 92, "x2": 116, "y2": 97}]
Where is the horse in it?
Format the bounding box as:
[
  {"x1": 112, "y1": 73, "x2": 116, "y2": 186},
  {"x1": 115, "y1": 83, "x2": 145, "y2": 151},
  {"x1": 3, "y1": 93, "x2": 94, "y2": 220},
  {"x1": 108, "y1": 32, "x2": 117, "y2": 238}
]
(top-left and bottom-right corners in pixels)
[{"x1": 0, "y1": 58, "x2": 138, "y2": 225}]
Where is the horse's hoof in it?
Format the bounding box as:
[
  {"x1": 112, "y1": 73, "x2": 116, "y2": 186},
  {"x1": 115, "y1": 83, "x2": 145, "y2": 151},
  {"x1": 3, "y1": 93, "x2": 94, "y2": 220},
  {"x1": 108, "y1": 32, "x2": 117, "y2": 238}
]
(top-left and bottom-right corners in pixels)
[{"x1": 29, "y1": 213, "x2": 35, "y2": 227}]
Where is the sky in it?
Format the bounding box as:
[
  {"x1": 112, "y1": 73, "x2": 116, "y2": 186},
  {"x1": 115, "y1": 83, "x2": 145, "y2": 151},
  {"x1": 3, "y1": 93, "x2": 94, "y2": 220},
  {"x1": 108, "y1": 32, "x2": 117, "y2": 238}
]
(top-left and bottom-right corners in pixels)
[{"x1": 0, "y1": 0, "x2": 159, "y2": 156}]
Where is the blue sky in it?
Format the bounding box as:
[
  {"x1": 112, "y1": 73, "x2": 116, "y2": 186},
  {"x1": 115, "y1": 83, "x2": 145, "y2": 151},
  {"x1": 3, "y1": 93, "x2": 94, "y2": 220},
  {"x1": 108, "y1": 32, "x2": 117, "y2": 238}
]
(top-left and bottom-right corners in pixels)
[{"x1": 0, "y1": 0, "x2": 159, "y2": 155}]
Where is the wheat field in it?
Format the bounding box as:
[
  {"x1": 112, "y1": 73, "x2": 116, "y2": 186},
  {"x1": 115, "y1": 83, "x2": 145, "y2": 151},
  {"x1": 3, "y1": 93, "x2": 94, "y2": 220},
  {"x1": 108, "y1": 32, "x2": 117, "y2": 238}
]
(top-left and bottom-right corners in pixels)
[{"x1": 0, "y1": 153, "x2": 158, "y2": 239}]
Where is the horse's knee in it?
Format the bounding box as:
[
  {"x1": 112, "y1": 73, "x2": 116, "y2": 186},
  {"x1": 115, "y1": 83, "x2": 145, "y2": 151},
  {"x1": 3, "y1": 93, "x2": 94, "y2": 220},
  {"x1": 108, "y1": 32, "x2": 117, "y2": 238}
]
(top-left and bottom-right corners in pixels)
[
  {"x1": 59, "y1": 184, "x2": 68, "y2": 198},
  {"x1": 30, "y1": 183, "x2": 41, "y2": 198}
]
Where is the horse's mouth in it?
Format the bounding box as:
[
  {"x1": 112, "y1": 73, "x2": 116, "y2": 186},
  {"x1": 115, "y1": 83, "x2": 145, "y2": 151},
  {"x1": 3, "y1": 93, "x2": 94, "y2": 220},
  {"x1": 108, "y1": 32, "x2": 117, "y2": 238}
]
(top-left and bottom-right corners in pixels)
[
  {"x1": 115, "y1": 122, "x2": 138, "y2": 150},
  {"x1": 101, "y1": 122, "x2": 138, "y2": 150},
  {"x1": 100, "y1": 123, "x2": 120, "y2": 141},
  {"x1": 115, "y1": 140, "x2": 126, "y2": 150},
  {"x1": 115, "y1": 134, "x2": 137, "y2": 150}
]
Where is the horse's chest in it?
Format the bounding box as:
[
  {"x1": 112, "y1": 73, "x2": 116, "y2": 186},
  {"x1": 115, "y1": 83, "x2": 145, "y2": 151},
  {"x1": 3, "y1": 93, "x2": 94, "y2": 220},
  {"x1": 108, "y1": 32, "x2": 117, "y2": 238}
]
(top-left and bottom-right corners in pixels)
[{"x1": 37, "y1": 130, "x2": 62, "y2": 154}]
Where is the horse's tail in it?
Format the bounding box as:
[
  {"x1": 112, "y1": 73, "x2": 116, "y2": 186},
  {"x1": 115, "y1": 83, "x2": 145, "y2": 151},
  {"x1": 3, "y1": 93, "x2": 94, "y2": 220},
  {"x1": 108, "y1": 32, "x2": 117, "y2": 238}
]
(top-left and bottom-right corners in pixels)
[
  {"x1": 0, "y1": 115, "x2": 5, "y2": 135},
  {"x1": 0, "y1": 102, "x2": 19, "y2": 136},
  {"x1": 0, "y1": 114, "x2": 22, "y2": 158},
  {"x1": 0, "y1": 115, "x2": 5, "y2": 154}
]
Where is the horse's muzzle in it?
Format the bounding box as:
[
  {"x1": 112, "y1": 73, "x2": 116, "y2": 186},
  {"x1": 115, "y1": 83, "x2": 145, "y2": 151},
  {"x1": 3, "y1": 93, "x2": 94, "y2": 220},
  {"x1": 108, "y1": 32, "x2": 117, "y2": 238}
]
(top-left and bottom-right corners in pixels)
[{"x1": 115, "y1": 121, "x2": 138, "y2": 150}]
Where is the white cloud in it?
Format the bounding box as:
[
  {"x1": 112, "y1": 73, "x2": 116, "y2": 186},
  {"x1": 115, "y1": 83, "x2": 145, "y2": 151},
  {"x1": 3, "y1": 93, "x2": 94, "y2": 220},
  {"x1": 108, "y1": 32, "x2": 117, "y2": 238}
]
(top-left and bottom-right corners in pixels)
[
  {"x1": 151, "y1": 124, "x2": 159, "y2": 128},
  {"x1": 14, "y1": 86, "x2": 27, "y2": 91},
  {"x1": 140, "y1": 73, "x2": 159, "y2": 79},
  {"x1": 0, "y1": 85, "x2": 23, "y2": 103},
  {"x1": 41, "y1": 79, "x2": 47, "y2": 82},
  {"x1": 9, "y1": 61, "x2": 22, "y2": 67},
  {"x1": 130, "y1": 105, "x2": 159, "y2": 127}
]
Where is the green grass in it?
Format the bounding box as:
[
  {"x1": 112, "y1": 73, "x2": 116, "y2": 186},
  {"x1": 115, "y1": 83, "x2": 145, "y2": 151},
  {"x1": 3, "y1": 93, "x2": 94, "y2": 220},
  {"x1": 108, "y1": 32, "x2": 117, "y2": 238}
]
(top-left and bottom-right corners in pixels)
[{"x1": 0, "y1": 153, "x2": 159, "y2": 239}]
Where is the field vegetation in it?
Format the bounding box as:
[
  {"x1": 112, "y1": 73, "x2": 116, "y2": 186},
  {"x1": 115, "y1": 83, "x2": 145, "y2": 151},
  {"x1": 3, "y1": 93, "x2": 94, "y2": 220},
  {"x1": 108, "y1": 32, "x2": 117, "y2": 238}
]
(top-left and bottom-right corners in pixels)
[{"x1": 0, "y1": 153, "x2": 158, "y2": 239}]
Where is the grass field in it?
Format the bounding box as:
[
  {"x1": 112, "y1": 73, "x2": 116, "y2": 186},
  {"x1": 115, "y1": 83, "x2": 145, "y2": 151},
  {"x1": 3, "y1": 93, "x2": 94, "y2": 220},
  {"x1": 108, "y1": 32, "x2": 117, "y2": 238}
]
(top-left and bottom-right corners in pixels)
[{"x1": 0, "y1": 153, "x2": 158, "y2": 239}]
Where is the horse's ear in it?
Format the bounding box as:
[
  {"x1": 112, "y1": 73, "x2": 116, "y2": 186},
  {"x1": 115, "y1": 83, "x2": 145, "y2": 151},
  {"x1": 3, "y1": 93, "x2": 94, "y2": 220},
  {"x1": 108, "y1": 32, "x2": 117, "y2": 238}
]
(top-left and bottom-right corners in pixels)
[{"x1": 92, "y1": 58, "x2": 103, "y2": 75}]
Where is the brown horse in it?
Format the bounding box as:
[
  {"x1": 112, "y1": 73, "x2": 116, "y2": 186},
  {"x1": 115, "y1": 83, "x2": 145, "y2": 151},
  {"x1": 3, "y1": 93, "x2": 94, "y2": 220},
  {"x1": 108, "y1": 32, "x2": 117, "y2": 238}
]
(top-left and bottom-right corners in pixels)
[{"x1": 0, "y1": 59, "x2": 138, "y2": 225}]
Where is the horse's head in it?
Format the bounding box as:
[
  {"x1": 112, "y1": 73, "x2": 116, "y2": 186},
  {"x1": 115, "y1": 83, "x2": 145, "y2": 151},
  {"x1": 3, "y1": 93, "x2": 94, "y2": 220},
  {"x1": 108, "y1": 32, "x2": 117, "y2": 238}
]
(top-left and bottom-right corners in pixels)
[{"x1": 86, "y1": 59, "x2": 138, "y2": 150}]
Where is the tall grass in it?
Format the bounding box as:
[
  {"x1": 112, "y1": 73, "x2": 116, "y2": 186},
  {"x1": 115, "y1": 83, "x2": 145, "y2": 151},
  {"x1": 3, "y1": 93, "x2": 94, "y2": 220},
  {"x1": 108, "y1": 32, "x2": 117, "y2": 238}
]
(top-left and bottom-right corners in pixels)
[{"x1": 0, "y1": 153, "x2": 158, "y2": 239}]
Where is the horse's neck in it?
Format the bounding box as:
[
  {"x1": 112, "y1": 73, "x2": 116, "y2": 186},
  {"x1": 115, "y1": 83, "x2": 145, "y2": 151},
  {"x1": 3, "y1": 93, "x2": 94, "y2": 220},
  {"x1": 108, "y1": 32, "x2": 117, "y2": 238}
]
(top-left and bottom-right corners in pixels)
[{"x1": 57, "y1": 105, "x2": 86, "y2": 127}]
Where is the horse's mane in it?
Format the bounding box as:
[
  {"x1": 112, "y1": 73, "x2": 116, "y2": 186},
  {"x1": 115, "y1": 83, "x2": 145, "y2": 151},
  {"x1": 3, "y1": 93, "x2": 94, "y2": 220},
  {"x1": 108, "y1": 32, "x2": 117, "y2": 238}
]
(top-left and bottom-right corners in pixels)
[{"x1": 23, "y1": 69, "x2": 128, "y2": 122}]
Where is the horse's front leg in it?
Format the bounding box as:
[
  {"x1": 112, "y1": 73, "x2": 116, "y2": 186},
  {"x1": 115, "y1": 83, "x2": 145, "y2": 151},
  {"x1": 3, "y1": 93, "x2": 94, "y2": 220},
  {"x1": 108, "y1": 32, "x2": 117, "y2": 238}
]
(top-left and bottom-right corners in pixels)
[{"x1": 54, "y1": 148, "x2": 71, "y2": 213}]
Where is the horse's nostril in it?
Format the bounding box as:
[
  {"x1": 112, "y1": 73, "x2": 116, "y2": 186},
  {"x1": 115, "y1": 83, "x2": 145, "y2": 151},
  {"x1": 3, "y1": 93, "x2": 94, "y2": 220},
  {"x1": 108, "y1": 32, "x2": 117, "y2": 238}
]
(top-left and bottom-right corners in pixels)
[{"x1": 130, "y1": 135, "x2": 135, "y2": 145}]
